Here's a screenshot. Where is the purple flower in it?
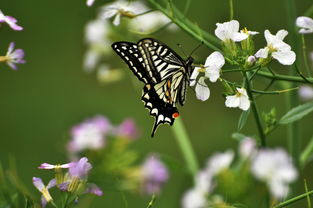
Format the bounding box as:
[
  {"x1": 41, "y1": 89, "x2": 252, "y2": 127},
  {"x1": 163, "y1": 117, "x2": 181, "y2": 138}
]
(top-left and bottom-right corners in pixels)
[
  {"x1": 1, "y1": 42, "x2": 25, "y2": 70},
  {"x1": 115, "y1": 118, "x2": 139, "y2": 139},
  {"x1": 140, "y1": 155, "x2": 169, "y2": 194},
  {"x1": 85, "y1": 183, "x2": 103, "y2": 196},
  {"x1": 0, "y1": 10, "x2": 23, "y2": 31},
  {"x1": 32, "y1": 177, "x2": 56, "y2": 207},
  {"x1": 69, "y1": 157, "x2": 92, "y2": 179},
  {"x1": 67, "y1": 115, "x2": 112, "y2": 153}
]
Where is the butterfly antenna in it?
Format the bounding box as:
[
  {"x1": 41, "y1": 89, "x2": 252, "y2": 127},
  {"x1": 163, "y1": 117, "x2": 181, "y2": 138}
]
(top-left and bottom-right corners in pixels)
[
  {"x1": 177, "y1": 43, "x2": 188, "y2": 58},
  {"x1": 189, "y1": 41, "x2": 204, "y2": 57}
]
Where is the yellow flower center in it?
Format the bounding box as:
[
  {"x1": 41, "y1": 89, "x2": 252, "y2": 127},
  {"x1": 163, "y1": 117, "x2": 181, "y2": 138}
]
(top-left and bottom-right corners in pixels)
[
  {"x1": 268, "y1": 44, "x2": 277, "y2": 53},
  {"x1": 0, "y1": 56, "x2": 8, "y2": 62},
  {"x1": 119, "y1": 9, "x2": 136, "y2": 18},
  {"x1": 241, "y1": 27, "x2": 249, "y2": 34}
]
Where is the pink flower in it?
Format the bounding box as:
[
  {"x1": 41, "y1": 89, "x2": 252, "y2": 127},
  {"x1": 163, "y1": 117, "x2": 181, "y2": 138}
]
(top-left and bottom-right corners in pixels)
[
  {"x1": 69, "y1": 157, "x2": 92, "y2": 179},
  {"x1": 0, "y1": 10, "x2": 23, "y2": 31},
  {"x1": 114, "y1": 118, "x2": 139, "y2": 139}
]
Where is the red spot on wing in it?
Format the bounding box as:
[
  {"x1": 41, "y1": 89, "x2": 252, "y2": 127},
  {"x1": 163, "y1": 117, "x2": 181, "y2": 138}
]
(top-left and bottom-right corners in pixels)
[{"x1": 172, "y1": 112, "x2": 180, "y2": 118}]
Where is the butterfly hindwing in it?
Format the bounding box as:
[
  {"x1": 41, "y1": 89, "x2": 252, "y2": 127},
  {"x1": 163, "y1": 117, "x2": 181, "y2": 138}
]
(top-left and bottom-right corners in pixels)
[{"x1": 142, "y1": 84, "x2": 178, "y2": 137}]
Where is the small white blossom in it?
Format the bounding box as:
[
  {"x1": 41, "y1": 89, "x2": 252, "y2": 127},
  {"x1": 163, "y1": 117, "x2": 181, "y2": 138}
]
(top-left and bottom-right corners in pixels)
[
  {"x1": 190, "y1": 52, "x2": 225, "y2": 101},
  {"x1": 182, "y1": 188, "x2": 207, "y2": 208},
  {"x1": 83, "y1": 49, "x2": 101, "y2": 71},
  {"x1": 206, "y1": 150, "x2": 234, "y2": 176},
  {"x1": 86, "y1": 0, "x2": 95, "y2": 7},
  {"x1": 239, "y1": 137, "x2": 257, "y2": 158},
  {"x1": 298, "y1": 85, "x2": 313, "y2": 101},
  {"x1": 99, "y1": 0, "x2": 147, "y2": 26},
  {"x1": 251, "y1": 148, "x2": 298, "y2": 199},
  {"x1": 85, "y1": 19, "x2": 110, "y2": 45},
  {"x1": 255, "y1": 30, "x2": 296, "y2": 65},
  {"x1": 225, "y1": 88, "x2": 250, "y2": 111},
  {"x1": 215, "y1": 20, "x2": 249, "y2": 42},
  {"x1": 129, "y1": 11, "x2": 177, "y2": 33},
  {"x1": 296, "y1": 16, "x2": 313, "y2": 34}
]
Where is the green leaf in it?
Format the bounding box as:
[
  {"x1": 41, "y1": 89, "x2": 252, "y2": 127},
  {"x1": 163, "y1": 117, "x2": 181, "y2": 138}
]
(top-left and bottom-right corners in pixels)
[
  {"x1": 300, "y1": 135, "x2": 313, "y2": 168},
  {"x1": 279, "y1": 101, "x2": 313, "y2": 124},
  {"x1": 237, "y1": 108, "x2": 250, "y2": 131},
  {"x1": 231, "y1": 133, "x2": 247, "y2": 142}
]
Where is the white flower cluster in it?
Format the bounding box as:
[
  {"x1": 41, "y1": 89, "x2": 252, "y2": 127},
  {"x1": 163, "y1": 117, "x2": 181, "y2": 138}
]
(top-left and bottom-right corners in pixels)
[{"x1": 182, "y1": 138, "x2": 298, "y2": 207}]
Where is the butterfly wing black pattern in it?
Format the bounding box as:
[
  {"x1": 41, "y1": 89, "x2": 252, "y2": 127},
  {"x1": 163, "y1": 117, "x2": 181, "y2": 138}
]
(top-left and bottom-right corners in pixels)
[{"x1": 112, "y1": 38, "x2": 194, "y2": 137}]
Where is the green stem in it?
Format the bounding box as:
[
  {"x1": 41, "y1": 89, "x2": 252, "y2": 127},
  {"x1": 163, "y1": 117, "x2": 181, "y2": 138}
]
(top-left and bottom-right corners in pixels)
[
  {"x1": 285, "y1": 0, "x2": 301, "y2": 167},
  {"x1": 171, "y1": 117, "x2": 199, "y2": 175},
  {"x1": 243, "y1": 72, "x2": 266, "y2": 147},
  {"x1": 146, "y1": 194, "x2": 156, "y2": 208},
  {"x1": 256, "y1": 70, "x2": 313, "y2": 84},
  {"x1": 272, "y1": 189, "x2": 313, "y2": 208},
  {"x1": 229, "y1": 0, "x2": 234, "y2": 20},
  {"x1": 251, "y1": 87, "x2": 298, "y2": 95},
  {"x1": 301, "y1": 35, "x2": 312, "y2": 77}
]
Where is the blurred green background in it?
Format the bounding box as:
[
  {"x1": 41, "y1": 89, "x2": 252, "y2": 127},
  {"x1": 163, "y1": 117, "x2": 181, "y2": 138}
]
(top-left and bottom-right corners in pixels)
[{"x1": 1, "y1": 0, "x2": 313, "y2": 207}]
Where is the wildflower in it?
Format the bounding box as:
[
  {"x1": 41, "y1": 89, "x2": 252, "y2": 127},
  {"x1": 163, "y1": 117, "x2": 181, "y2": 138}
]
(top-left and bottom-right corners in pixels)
[
  {"x1": 99, "y1": 0, "x2": 147, "y2": 26},
  {"x1": 206, "y1": 150, "x2": 234, "y2": 176},
  {"x1": 298, "y1": 85, "x2": 313, "y2": 101},
  {"x1": 0, "y1": 10, "x2": 23, "y2": 31},
  {"x1": 86, "y1": 0, "x2": 95, "y2": 7},
  {"x1": 296, "y1": 16, "x2": 313, "y2": 34},
  {"x1": 85, "y1": 184, "x2": 103, "y2": 196},
  {"x1": 182, "y1": 188, "x2": 207, "y2": 208},
  {"x1": 85, "y1": 19, "x2": 110, "y2": 45},
  {"x1": 67, "y1": 115, "x2": 111, "y2": 153},
  {"x1": 140, "y1": 155, "x2": 169, "y2": 194},
  {"x1": 251, "y1": 148, "x2": 298, "y2": 199},
  {"x1": 38, "y1": 163, "x2": 70, "y2": 170},
  {"x1": 97, "y1": 65, "x2": 123, "y2": 83},
  {"x1": 0, "y1": 42, "x2": 25, "y2": 70},
  {"x1": 114, "y1": 118, "x2": 139, "y2": 139},
  {"x1": 190, "y1": 51, "x2": 225, "y2": 101},
  {"x1": 83, "y1": 49, "x2": 101, "y2": 71},
  {"x1": 225, "y1": 88, "x2": 250, "y2": 111},
  {"x1": 239, "y1": 137, "x2": 257, "y2": 158},
  {"x1": 215, "y1": 20, "x2": 249, "y2": 42},
  {"x1": 32, "y1": 177, "x2": 56, "y2": 207},
  {"x1": 69, "y1": 157, "x2": 92, "y2": 179},
  {"x1": 129, "y1": 11, "x2": 177, "y2": 33},
  {"x1": 255, "y1": 30, "x2": 296, "y2": 65}
]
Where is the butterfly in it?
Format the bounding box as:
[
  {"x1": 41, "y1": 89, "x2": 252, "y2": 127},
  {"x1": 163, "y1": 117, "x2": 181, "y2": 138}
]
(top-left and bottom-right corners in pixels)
[{"x1": 112, "y1": 38, "x2": 194, "y2": 137}]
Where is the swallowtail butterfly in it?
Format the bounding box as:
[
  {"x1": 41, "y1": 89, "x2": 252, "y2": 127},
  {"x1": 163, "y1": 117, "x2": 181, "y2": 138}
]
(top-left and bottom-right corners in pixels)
[{"x1": 112, "y1": 38, "x2": 194, "y2": 137}]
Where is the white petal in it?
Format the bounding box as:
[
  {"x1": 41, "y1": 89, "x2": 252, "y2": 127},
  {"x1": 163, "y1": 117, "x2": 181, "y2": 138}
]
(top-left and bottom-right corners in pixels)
[
  {"x1": 190, "y1": 67, "x2": 200, "y2": 86},
  {"x1": 113, "y1": 13, "x2": 121, "y2": 26},
  {"x1": 195, "y1": 77, "x2": 210, "y2": 101},
  {"x1": 204, "y1": 51, "x2": 225, "y2": 69},
  {"x1": 214, "y1": 20, "x2": 240, "y2": 41},
  {"x1": 182, "y1": 188, "x2": 207, "y2": 208},
  {"x1": 264, "y1": 30, "x2": 275, "y2": 45},
  {"x1": 298, "y1": 85, "x2": 313, "y2": 100},
  {"x1": 86, "y1": 0, "x2": 95, "y2": 6},
  {"x1": 255, "y1": 47, "x2": 269, "y2": 58},
  {"x1": 248, "y1": 31, "x2": 259, "y2": 35},
  {"x1": 236, "y1": 87, "x2": 248, "y2": 96},
  {"x1": 232, "y1": 32, "x2": 249, "y2": 42},
  {"x1": 296, "y1": 16, "x2": 313, "y2": 34},
  {"x1": 205, "y1": 67, "x2": 220, "y2": 82},
  {"x1": 269, "y1": 180, "x2": 289, "y2": 199},
  {"x1": 225, "y1": 95, "x2": 240, "y2": 108},
  {"x1": 276, "y1": 30, "x2": 288, "y2": 40},
  {"x1": 272, "y1": 50, "x2": 296, "y2": 65},
  {"x1": 206, "y1": 150, "x2": 234, "y2": 175},
  {"x1": 239, "y1": 95, "x2": 250, "y2": 111},
  {"x1": 100, "y1": 9, "x2": 117, "y2": 19}
]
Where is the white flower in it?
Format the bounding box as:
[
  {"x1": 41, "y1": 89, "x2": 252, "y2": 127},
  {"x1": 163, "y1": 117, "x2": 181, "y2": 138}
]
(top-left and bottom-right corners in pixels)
[
  {"x1": 129, "y1": 11, "x2": 177, "y2": 33},
  {"x1": 83, "y1": 49, "x2": 101, "y2": 71},
  {"x1": 182, "y1": 188, "x2": 207, "y2": 208},
  {"x1": 86, "y1": 0, "x2": 95, "y2": 7},
  {"x1": 255, "y1": 30, "x2": 296, "y2": 65},
  {"x1": 225, "y1": 88, "x2": 250, "y2": 111},
  {"x1": 206, "y1": 150, "x2": 234, "y2": 176},
  {"x1": 296, "y1": 16, "x2": 313, "y2": 34},
  {"x1": 215, "y1": 20, "x2": 249, "y2": 42},
  {"x1": 239, "y1": 137, "x2": 257, "y2": 158},
  {"x1": 251, "y1": 148, "x2": 298, "y2": 199},
  {"x1": 298, "y1": 85, "x2": 313, "y2": 100},
  {"x1": 85, "y1": 19, "x2": 110, "y2": 45},
  {"x1": 99, "y1": 0, "x2": 148, "y2": 26},
  {"x1": 190, "y1": 52, "x2": 225, "y2": 101}
]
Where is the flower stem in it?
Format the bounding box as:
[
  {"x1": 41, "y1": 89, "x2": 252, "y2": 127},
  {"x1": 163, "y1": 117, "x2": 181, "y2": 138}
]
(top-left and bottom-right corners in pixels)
[
  {"x1": 272, "y1": 189, "x2": 313, "y2": 208},
  {"x1": 229, "y1": 0, "x2": 234, "y2": 20},
  {"x1": 243, "y1": 72, "x2": 266, "y2": 147},
  {"x1": 256, "y1": 70, "x2": 313, "y2": 84},
  {"x1": 301, "y1": 35, "x2": 312, "y2": 77},
  {"x1": 171, "y1": 117, "x2": 199, "y2": 175}
]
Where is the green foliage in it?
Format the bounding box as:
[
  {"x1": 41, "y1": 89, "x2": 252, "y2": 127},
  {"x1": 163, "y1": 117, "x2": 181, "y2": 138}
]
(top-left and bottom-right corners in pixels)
[{"x1": 279, "y1": 101, "x2": 313, "y2": 125}]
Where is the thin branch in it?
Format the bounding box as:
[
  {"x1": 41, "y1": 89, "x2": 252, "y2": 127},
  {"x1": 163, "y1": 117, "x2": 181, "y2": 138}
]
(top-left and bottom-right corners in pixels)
[
  {"x1": 272, "y1": 189, "x2": 313, "y2": 208},
  {"x1": 256, "y1": 70, "x2": 313, "y2": 84}
]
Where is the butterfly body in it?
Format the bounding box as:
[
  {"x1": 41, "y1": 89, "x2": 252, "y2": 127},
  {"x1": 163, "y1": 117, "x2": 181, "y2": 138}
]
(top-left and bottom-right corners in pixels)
[{"x1": 112, "y1": 38, "x2": 193, "y2": 137}]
